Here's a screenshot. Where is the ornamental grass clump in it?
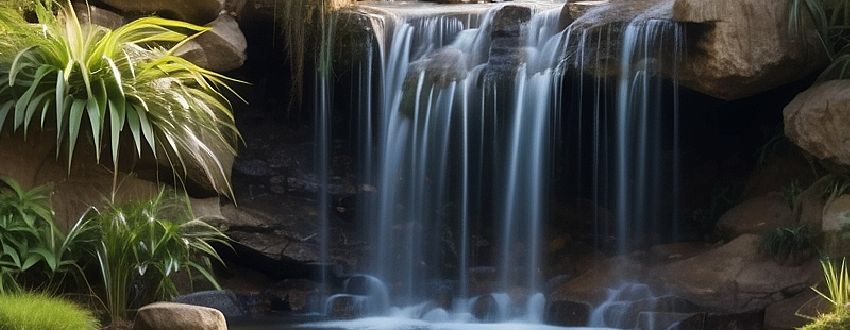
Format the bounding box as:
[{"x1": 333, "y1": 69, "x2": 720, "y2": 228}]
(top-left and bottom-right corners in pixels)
[
  {"x1": 0, "y1": 0, "x2": 242, "y2": 195},
  {"x1": 0, "y1": 293, "x2": 99, "y2": 330}
]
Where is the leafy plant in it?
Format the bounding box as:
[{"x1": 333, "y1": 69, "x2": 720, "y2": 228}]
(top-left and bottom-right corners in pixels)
[
  {"x1": 0, "y1": 0, "x2": 242, "y2": 195},
  {"x1": 759, "y1": 225, "x2": 817, "y2": 265},
  {"x1": 0, "y1": 293, "x2": 99, "y2": 330},
  {"x1": 0, "y1": 176, "x2": 91, "y2": 294},
  {"x1": 76, "y1": 190, "x2": 229, "y2": 324},
  {"x1": 789, "y1": 0, "x2": 850, "y2": 79}
]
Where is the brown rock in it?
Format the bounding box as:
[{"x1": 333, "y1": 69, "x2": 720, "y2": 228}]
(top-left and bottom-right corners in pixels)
[
  {"x1": 764, "y1": 290, "x2": 828, "y2": 330},
  {"x1": 658, "y1": 234, "x2": 820, "y2": 312},
  {"x1": 100, "y1": 0, "x2": 223, "y2": 25},
  {"x1": 716, "y1": 192, "x2": 794, "y2": 240},
  {"x1": 785, "y1": 80, "x2": 850, "y2": 167},
  {"x1": 176, "y1": 14, "x2": 248, "y2": 72},
  {"x1": 671, "y1": 0, "x2": 827, "y2": 100},
  {"x1": 133, "y1": 302, "x2": 226, "y2": 330}
]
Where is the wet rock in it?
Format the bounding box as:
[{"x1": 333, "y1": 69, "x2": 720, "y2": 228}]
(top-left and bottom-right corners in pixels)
[
  {"x1": 486, "y1": 6, "x2": 532, "y2": 79},
  {"x1": 265, "y1": 279, "x2": 322, "y2": 312},
  {"x1": 326, "y1": 294, "x2": 363, "y2": 319},
  {"x1": 216, "y1": 198, "x2": 364, "y2": 271},
  {"x1": 785, "y1": 80, "x2": 850, "y2": 167},
  {"x1": 172, "y1": 290, "x2": 245, "y2": 318},
  {"x1": 407, "y1": 47, "x2": 469, "y2": 88},
  {"x1": 671, "y1": 310, "x2": 765, "y2": 330},
  {"x1": 716, "y1": 192, "x2": 794, "y2": 240},
  {"x1": 764, "y1": 290, "x2": 828, "y2": 330},
  {"x1": 658, "y1": 234, "x2": 820, "y2": 312},
  {"x1": 100, "y1": 0, "x2": 223, "y2": 25},
  {"x1": 613, "y1": 296, "x2": 700, "y2": 328},
  {"x1": 471, "y1": 294, "x2": 498, "y2": 322},
  {"x1": 545, "y1": 299, "x2": 591, "y2": 326},
  {"x1": 133, "y1": 302, "x2": 227, "y2": 330},
  {"x1": 176, "y1": 14, "x2": 248, "y2": 72}
]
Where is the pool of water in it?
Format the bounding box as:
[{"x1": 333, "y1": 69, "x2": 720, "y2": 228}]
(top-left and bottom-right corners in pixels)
[{"x1": 230, "y1": 315, "x2": 614, "y2": 330}]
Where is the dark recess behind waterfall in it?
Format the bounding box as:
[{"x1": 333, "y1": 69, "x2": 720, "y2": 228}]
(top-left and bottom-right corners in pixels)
[{"x1": 223, "y1": 7, "x2": 816, "y2": 279}]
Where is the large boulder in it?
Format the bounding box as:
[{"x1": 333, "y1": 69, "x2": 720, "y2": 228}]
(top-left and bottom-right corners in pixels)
[
  {"x1": 785, "y1": 80, "x2": 850, "y2": 167},
  {"x1": 658, "y1": 234, "x2": 820, "y2": 312},
  {"x1": 176, "y1": 14, "x2": 248, "y2": 72},
  {"x1": 716, "y1": 192, "x2": 795, "y2": 240},
  {"x1": 670, "y1": 0, "x2": 827, "y2": 100},
  {"x1": 0, "y1": 132, "x2": 159, "y2": 229},
  {"x1": 133, "y1": 302, "x2": 226, "y2": 330},
  {"x1": 99, "y1": 0, "x2": 223, "y2": 25},
  {"x1": 567, "y1": 0, "x2": 827, "y2": 100}
]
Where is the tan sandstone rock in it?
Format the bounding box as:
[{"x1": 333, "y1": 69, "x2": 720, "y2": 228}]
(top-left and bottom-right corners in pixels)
[{"x1": 133, "y1": 302, "x2": 226, "y2": 330}]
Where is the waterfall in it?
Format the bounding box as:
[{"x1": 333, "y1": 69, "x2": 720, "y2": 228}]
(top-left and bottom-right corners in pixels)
[{"x1": 310, "y1": 0, "x2": 686, "y2": 327}]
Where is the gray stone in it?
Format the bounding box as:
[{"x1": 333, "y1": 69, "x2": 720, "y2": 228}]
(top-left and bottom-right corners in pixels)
[
  {"x1": 176, "y1": 14, "x2": 248, "y2": 72},
  {"x1": 172, "y1": 290, "x2": 245, "y2": 317}
]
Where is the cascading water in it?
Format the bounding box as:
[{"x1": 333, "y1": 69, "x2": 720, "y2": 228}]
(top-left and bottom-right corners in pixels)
[{"x1": 309, "y1": 0, "x2": 686, "y2": 328}]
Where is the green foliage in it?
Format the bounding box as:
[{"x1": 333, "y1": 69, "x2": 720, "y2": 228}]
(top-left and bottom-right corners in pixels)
[
  {"x1": 0, "y1": 177, "x2": 91, "y2": 294},
  {"x1": 0, "y1": 0, "x2": 242, "y2": 195},
  {"x1": 800, "y1": 310, "x2": 850, "y2": 330},
  {"x1": 822, "y1": 175, "x2": 850, "y2": 201},
  {"x1": 0, "y1": 293, "x2": 99, "y2": 330},
  {"x1": 75, "y1": 190, "x2": 229, "y2": 324},
  {"x1": 759, "y1": 225, "x2": 817, "y2": 265},
  {"x1": 277, "y1": 0, "x2": 350, "y2": 112},
  {"x1": 789, "y1": 0, "x2": 850, "y2": 79},
  {"x1": 813, "y1": 258, "x2": 850, "y2": 313},
  {"x1": 784, "y1": 180, "x2": 805, "y2": 209}
]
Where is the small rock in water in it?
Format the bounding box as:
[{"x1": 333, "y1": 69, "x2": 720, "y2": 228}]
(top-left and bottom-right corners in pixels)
[{"x1": 235, "y1": 159, "x2": 271, "y2": 177}]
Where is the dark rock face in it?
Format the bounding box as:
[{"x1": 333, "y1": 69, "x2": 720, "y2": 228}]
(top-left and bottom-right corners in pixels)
[
  {"x1": 486, "y1": 6, "x2": 532, "y2": 79},
  {"x1": 173, "y1": 290, "x2": 246, "y2": 318},
  {"x1": 545, "y1": 299, "x2": 591, "y2": 326}
]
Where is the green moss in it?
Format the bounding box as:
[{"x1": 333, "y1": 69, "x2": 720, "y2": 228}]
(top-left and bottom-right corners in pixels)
[
  {"x1": 800, "y1": 311, "x2": 850, "y2": 330},
  {"x1": 0, "y1": 294, "x2": 99, "y2": 330}
]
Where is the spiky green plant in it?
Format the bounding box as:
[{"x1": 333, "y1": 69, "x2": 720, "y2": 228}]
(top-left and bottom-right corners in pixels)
[
  {"x1": 0, "y1": 0, "x2": 242, "y2": 195},
  {"x1": 75, "y1": 190, "x2": 229, "y2": 324},
  {"x1": 759, "y1": 225, "x2": 816, "y2": 265},
  {"x1": 789, "y1": 0, "x2": 850, "y2": 79},
  {"x1": 813, "y1": 258, "x2": 850, "y2": 313}
]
